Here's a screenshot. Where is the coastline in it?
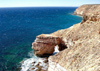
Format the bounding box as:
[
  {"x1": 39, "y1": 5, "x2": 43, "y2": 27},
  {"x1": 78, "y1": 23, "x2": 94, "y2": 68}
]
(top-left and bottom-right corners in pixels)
[
  {"x1": 21, "y1": 7, "x2": 81, "y2": 71},
  {"x1": 72, "y1": 14, "x2": 83, "y2": 18},
  {"x1": 32, "y1": 4, "x2": 100, "y2": 71},
  {"x1": 20, "y1": 46, "x2": 60, "y2": 71},
  {"x1": 48, "y1": 5, "x2": 100, "y2": 71},
  {"x1": 0, "y1": 7, "x2": 82, "y2": 71}
]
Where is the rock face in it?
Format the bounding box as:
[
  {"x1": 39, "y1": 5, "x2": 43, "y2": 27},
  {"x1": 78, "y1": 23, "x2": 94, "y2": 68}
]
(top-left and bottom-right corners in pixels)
[
  {"x1": 48, "y1": 14, "x2": 100, "y2": 71},
  {"x1": 32, "y1": 34, "x2": 67, "y2": 56},
  {"x1": 74, "y1": 4, "x2": 100, "y2": 16},
  {"x1": 47, "y1": 5, "x2": 100, "y2": 71},
  {"x1": 32, "y1": 4, "x2": 100, "y2": 71},
  {"x1": 32, "y1": 34, "x2": 60, "y2": 56}
]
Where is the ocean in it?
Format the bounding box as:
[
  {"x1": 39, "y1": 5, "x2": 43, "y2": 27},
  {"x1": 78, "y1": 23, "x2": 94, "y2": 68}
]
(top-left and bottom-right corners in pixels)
[{"x1": 0, "y1": 7, "x2": 82, "y2": 71}]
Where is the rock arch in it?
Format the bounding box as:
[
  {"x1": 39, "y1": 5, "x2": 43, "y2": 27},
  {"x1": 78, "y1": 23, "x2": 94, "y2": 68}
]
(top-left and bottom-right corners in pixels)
[{"x1": 32, "y1": 34, "x2": 67, "y2": 57}]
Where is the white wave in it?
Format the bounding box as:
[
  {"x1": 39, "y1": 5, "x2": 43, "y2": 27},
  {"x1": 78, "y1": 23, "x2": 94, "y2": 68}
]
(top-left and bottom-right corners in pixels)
[
  {"x1": 21, "y1": 56, "x2": 38, "y2": 71},
  {"x1": 27, "y1": 50, "x2": 34, "y2": 57},
  {"x1": 21, "y1": 46, "x2": 59, "y2": 71},
  {"x1": 20, "y1": 51, "x2": 48, "y2": 71}
]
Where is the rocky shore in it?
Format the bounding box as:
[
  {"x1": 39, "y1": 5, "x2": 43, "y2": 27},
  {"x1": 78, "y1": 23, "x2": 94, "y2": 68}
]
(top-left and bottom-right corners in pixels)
[
  {"x1": 32, "y1": 34, "x2": 67, "y2": 57},
  {"x1": 31, "y1": 4, "x2": 100, "y2": 71},
  {"x1": 21, "y1": 57, "x2": 48, "y2": 71},
  {"x1": 29, "y1": 58, "x2": 48, "y2": 71}
]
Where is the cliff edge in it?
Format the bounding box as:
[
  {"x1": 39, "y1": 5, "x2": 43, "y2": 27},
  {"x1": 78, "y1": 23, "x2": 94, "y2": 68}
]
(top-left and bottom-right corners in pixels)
[
  {"x1": 32, "y1": 5, "x2": 100, "y2": 71},
  {"x1": 48, "y1": 14, "x2": 100, "y2": 71},
  {"x1": 74, "y1": 4, "x2": 100, "y2": 16}
]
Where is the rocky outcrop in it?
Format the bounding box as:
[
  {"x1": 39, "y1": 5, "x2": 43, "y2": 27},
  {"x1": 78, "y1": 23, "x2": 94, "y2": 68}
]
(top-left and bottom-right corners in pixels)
[
  {"x1": 74, "y1": 4, "x2": 100, "y2": 24},
  {"x1": 81, "y1": 14, "x2": 100, "y2": 24},
  {"x1": 74, "y1": 4, "x2": 100, "y2": 16},
  {"x1": 32, "y1": 34, "x2": 60, "y2": 56},
  {"x1": 32, "y1": 34, "x2": 67, "y2": 56},
  {"x1": 32, "y1": 5, "x2": 100, "y2": 71},
  {"x1": 48, "y1": 13, "x2": 100, "y2": 71}
]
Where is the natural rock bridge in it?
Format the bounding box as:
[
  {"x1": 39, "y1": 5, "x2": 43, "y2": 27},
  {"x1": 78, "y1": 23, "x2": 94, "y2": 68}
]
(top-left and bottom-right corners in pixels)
[{"x1": 32, "y1": 34, "x2": 67, "y2": 57}]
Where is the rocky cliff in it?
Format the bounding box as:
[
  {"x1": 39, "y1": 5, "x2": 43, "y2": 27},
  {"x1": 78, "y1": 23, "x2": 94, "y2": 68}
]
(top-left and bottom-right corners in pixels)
[
  {"x1": 32, "y1": 34, "x2": 67, "y2": 57},
  {"x1": 32, "y1": 34, "x2": 61, "y2": 56},
  {"x1": 74, "y1": 4, "x2": 100, "y2": 16},
  {"x1": 48, "y1": 14, "x2": 100, "y2": 71},
  {"x1": 32, "y1": 5, "x2": 100, "y2": 71}
]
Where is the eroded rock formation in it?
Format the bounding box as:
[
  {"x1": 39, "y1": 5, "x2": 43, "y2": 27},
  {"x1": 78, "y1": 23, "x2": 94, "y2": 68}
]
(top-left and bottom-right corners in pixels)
[
  {"x1": 47, "y1": 5, "x2": 100, "y2": 71},
  {"x1": 32, "y1": 34, "x2": 67, "y2": 56},
  {"x1": 74, "y1": 4, "x2": 100, "y2": 16},
  {"x1": 32, "y1": 4, "x2": 100, "y2": 71},
  {"x1": 81, "y1": 14, "x2": 100, "y2": 24}
]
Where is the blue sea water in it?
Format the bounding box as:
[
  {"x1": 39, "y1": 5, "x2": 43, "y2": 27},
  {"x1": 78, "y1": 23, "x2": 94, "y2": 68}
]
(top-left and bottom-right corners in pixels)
[{"x1": 0, "y1": 7, "x2": 82, "y2": 71}]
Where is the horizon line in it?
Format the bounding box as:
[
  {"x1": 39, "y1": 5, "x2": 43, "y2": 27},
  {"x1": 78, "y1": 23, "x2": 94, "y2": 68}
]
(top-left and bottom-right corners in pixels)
[{"x1": 0, "y1": 6, "x2": 79, "y2": 8}]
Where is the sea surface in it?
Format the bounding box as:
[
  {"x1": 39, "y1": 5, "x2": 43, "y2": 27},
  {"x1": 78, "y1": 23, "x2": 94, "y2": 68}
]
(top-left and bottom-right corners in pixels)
[{"x1": 0, "y1": 7, "x2": 82, "y2": 71}]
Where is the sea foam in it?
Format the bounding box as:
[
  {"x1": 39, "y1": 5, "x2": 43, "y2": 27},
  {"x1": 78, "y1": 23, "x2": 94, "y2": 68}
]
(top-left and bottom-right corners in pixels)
[
  {"x1": 20, "y1": 51, "x2": 48, "y2": 71},
  {"x1": 21, "y1": 46, "x2": 59, "y2": 71}
]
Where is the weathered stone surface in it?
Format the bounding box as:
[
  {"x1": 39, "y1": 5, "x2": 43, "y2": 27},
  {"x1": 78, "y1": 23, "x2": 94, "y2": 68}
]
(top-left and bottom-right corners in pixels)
[
  {"x1": 81, "y1": 14, "x2": 100, "y2": 24},
  {"x1": 35, "y1": 34, "x2": 61, "y2": 44},
  {"x1": 74, "y1": 4, "x2": 100, "y2": 16},
  {"x1": 48, "y1": 14, "x2": 100, "y2": 71},
  {"x1": 48, "y1": 60, "x2": 67, "y2": 71},
  {"x1": 81, "y1": 15, "x2": 89, "y2": 24},
  {"x1": 32, "y1": 34, "x2": 62, "y2": 56},
  {"x1": 31, "y1": 4, "x2": 100, "y2": 71},
  {"x1": 47, "y1": 5, "x2": 100, "y2": 71}
]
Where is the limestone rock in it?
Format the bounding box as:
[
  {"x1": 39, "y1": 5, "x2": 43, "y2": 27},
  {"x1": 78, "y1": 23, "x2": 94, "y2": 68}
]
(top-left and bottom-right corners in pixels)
[
  {"x1": 32, "y1": 4, "x2": 100, "y2": 71},
  {"x1": 81, "y1": 14, "x2": 100, "y2": 24},
  {"x1": 48, "y1": 14, "x2": 100, "y2": 71},
  {"x1": 74, "y1": 4, "x2": 100, "y2": 16},
  {"x1": 81, "y1": 15, "x2": 89, "y2": 24},
  {"x1": 32, "y1": 34, "x2": 61, "y2": 56}
]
